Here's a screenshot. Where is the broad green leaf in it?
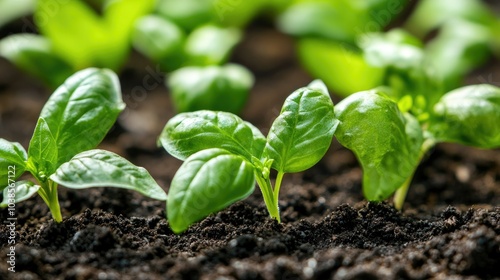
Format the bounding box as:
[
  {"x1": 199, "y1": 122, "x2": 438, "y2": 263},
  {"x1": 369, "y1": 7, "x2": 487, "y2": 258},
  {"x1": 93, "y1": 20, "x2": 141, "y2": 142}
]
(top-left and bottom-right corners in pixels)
[
  {"x1": 40, "y1": 68, "x2": 125, "y2": 166},
  {"x1": 263, "y1": 81, "x2": 337, "y2": 173},
  {"x1": 0, "y1": 139, "x2": 27, "y2": 189},
  {"x1": 298, "y1": 38, "x2": 384, "y2": 97},
  {"x1": 159, "y1": 111, "x2": 266, "y2": 162},
  {"x1": 132, "y1": 15, "x2": 185, "y2": 71},
  {"x1": 50, "y1": 149, "x2": 167, "y2": 201},
  {"x1": 167, "y1": 148, "x2": 255, "y2": 233},
  {"x1": 0, "y1": 34, "x2": 74, "y2": 87},
  {"x1": 429, "y1": 84, "x2": 500, "y2": 149},
  {"x1": 184, "y1": 25, "x2": 241, "y2": 66},
  {"x1": 168, "y1": 64, "x2": 253, "y2": 113},
  {"x1": 0, "y1": 181, "x2": 40, "y2": 208},
  {"x1": 27, "y1": 118, "x2": 58, "y2": 177},
  {"x1": 404, "y1": 0, "x2": 495, "y2": 37},
  {"x1": 334, "y1": 90, "x2": 423, "y2": 201}
]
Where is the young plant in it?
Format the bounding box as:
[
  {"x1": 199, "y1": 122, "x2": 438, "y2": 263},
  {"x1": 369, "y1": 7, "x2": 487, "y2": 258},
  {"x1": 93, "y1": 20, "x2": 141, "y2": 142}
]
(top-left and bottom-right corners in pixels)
[
  {"x1": 159, "y1": 80, "x2": 337, "y2": 233},
  {"x1": 0, "y1": 68, "x2": 167, "y2": 222},
  {"x1": 334, "y1": 84, "x2": 500, "y2": 210},
  {"x1": 167, "y1": 63, "x2": 253, "y2": 114}
]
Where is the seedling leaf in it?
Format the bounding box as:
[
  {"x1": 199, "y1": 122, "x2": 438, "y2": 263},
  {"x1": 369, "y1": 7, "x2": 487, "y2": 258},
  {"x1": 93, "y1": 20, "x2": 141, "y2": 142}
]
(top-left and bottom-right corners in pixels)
[
  {"x1": 50, "y1": 149, "x2": 167, "y2": 201},
  {"x1": 263, "y1": 82, "x2": 337, "y2": 173},
  {"x1": 40, "y1": 68, "x2": 125, "y2": 166},
  {"x1": 27, "y1": 117, "x2": 58, "y2": 176},
  {"x1": 0, "y1": 181, "x2": 40, "y2": 207},
  {"x1": 167, "y1": 148, "x2": 255, "y2": 233},
  {"x1": 334, "y1": 90, "x2": 423, "y2": 201},
  {"x1": 0, "y1": 139, "x2": 27, "y2": 189},
  {"x1": 430, "y1": 84, "x2": 500, "y2": 148},
  {"x1": 159, "y1": 110, "x2": 266, "y2": 162}
]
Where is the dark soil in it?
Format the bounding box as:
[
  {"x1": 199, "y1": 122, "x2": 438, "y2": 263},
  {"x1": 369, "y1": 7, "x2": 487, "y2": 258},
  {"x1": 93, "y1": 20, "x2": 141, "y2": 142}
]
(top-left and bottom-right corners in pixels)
[{"x1": 1, "y1": 9, "x2": 500, "y2": 280}]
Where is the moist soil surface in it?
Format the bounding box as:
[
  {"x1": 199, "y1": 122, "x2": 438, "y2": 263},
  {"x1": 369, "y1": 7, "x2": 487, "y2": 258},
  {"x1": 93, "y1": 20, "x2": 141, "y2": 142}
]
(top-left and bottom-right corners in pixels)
[{"x1": 1, "y1": 16, "x2": 500, "y2": 280}]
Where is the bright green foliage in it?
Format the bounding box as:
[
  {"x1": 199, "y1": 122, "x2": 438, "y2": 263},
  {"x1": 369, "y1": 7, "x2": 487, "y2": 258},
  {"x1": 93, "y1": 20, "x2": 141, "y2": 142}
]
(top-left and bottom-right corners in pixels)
[
  {"x1": 168, "y1": 64, "x2": 253, "y2": 113},
  {"x1": 0, "y1": 140, "x2": 27, "y2": 188},
  {"x1": 167, "y1": 148, "x2": 255, "y2": 233},
  {"x1": 0, "y1": 68, "x2": 167, "y2": 222},
  {"x1": 51, "y1": 150, "x2": 168, "y2": 200},
  {"x1": 160, "y1": 80, "x2": 336, "y2": 233},
  {"x1": 0, "y1": 34, "x2": 74, "y2": 87},
  {"x1": 335, "y1": 83, "x2": 500, "y2": 208},
  {"x1": 132, "y1": 15, "x2": 186, "y2": 72},
  {"x1": 334, "y1": 90, "x2": 423, "y2": 201},
  {"x1": 429, "y1": 85, "x2": 500, "y2": 149},
  {"x1": 159, "y1": 111, "x2": 266, "y2": 163},
  {"x1": 184, "y1": 25, "x2": 242, "y2": 66}
]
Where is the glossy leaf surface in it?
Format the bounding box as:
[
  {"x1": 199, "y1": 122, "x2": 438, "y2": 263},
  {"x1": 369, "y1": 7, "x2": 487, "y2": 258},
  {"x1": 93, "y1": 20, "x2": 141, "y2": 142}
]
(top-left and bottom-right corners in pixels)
[
  {"x1": 51, "y1": 149, "x2": 167, "y2": 201},
  {"x1": 0, "y1": 181, "x2": 40, "y2": 207},
  {"x1": 334, "y1": 90, "x2": 423, "y2": 201},
  {"x1": 167, "y1": 148, "x2": 255, "y2": 233},
  {"x1": 263, "y1": 81, "x2": 337, "y2": 173},
  {"x1": 40, "y1": 68, "x2": 125, "y2": 166},
  {"x1": 159, "y1": 111, "x2": 266, "y2": 162},
  {"x1": 27, "y1": 118, "x2": 58, "y2": 176},
  {"x1": 430, "y1": 84, "x2": 500, "y2": 148},
  {"x1": 0, "y1": 139, "x2": 27, "y2": 189}
]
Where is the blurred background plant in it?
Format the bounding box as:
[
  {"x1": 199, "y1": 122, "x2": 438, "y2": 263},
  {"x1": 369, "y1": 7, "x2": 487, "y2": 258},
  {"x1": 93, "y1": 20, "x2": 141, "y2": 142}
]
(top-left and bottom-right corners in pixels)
[{"x1": 0, "y1": 0, "x2": 499, "y2": 113}]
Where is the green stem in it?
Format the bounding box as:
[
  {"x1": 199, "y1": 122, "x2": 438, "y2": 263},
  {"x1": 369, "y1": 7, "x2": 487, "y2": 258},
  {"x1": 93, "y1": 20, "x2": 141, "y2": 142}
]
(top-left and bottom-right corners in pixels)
[
  {"x1": 254, "y1": 171, "x2": 280, "y2": 222},
  {"x1": 38, "y1": 180, "x2": 62, "y2": 223},
  {"x1": 273, "y1": 171, "x2": 284, "y2": 216},
  {"x1": 393, "y1": 138, "x2": 436, "y2": 210}
]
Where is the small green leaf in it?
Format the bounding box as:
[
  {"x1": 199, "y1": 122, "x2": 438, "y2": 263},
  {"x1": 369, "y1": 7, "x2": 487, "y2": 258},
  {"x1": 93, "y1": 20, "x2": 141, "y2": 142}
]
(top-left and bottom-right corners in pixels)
[
  {"x1": 263, "y1": 81, "x2": 337, "y2": 173},
  {"x1": 132, "y1": 15, "x2": 185, "y2": 71},
  {"x1": 167, "y1": 148, "x2": 255, "y2": 233},
  {"x1": 156, "y1": 0, "x2": 214, "y2": 31},
  {"x1": 0, "y1": 139, "x2": 27, "y2": 189},
  {"x1": 430, "y1": 84, "x2": 500, "y2": 148},
  {"x1": 159, "y1": 111, "x2": 266, "y2": 162},
  {"x1": 27, "y1": 118, "x2": 58, "y2": 177},
  {"x1": 168, "y1": 64, "x2": 253, "y2": 113},
  {"x1": 0, "y1": 181, "x2": 40, "y2": 208},
  {"x1": 184, "y1": 25, "x2": 241, "y2": 66},
  {"x1": 335, "y1": 90, "x2": 423, "y2": 201},
  {"x1": 0, "y1": 0, "x2": 35, "y2": 28},
  {"x1": 0, "y1": 34, "x2": 74, "y2": 87},
  {"x1": 40, "y1": 68, "x2": 125, "y2": 166},
  {"x1": 50, "y1": 149, "x2": 167, "y2": 201}
]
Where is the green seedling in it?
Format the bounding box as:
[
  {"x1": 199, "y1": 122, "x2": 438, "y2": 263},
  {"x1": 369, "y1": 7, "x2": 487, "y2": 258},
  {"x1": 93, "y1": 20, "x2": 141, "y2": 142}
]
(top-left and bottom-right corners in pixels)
[
  {"x1": 334, "y1": 84, "x2": 500, "y2": 210},
  {"x1": 184, "y1": 24, "x2": 242, "y2": 66},
  {"x1": 167, "y1": 63, "x2": 253, "y2": 114},
  {"x1": 132, "y1": 15, "x2": 186, "y2": 72},
  {"x1": 0, "y1": 68, "x2": 167, "y2": 222},
  {"x1": 159, "y1": 80, "x2": 337, "y2": 233}
]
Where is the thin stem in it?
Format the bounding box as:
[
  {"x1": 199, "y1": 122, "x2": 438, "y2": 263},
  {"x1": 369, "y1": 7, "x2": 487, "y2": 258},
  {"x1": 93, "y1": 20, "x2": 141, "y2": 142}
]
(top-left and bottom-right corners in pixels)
[
  {"x1": 254, "y1": 171, "x2": 280, "y2": 222},
  {"x1": 393, "y1": 138, "x2": 436, "y2": 210},
  {"x1": 393, "y1": 175, "x2": 413, "y2": 210},
  {"x1": 38, "y1": 180, "x2": 62, "y2": 223},
  {"x1": 273, "y1": 171, "x2": 285, "y2": 216}
]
